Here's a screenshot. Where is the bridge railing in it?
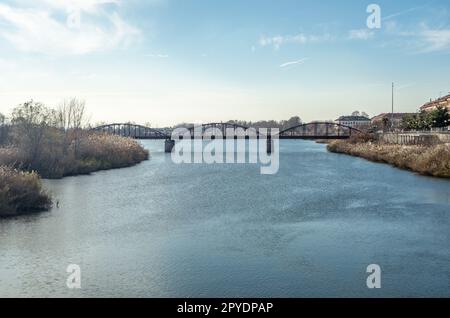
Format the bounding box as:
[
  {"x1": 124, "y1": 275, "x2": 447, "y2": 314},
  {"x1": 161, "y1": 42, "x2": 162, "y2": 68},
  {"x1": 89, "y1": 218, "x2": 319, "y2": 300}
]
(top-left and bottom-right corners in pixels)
[
  {"x1": 185, "y1": 123, "x2": 268, "y2": 138},
  {"x1": 278, "y1": 122, "x2": 361, "y2": 138},
  {"x1": 92, "y1": 124, "x2": 168, "y2": 139},
  {"x1": 92, "y1": 121, "x2": 362, "y2": 140}
]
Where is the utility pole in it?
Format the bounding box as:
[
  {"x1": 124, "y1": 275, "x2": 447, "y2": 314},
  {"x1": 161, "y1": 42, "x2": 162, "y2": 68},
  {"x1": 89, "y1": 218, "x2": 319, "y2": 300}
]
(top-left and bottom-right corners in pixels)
[{"x1": 391, "y1": 82, "x2": 394, "y2": 131}]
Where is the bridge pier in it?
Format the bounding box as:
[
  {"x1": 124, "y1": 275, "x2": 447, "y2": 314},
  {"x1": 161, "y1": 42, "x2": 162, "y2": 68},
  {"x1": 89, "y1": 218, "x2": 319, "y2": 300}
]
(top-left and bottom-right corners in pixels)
[
  {"x1": 267, "y1": 136, "x2": 272, "y2": 154},
  {"x1": 165, "y1": 139, "x2": 175, "y2": 153}
]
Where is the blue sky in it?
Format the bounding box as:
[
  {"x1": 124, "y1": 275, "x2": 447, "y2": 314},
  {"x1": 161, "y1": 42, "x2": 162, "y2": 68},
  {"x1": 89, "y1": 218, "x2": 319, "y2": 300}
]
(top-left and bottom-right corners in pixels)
[{"x1": 0, "y1": 0, "x2": 450, "y2": 126}]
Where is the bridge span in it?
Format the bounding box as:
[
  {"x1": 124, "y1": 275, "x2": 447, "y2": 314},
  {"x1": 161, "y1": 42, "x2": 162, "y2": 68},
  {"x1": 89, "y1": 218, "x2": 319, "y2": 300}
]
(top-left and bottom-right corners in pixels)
[
  {"x1": 92, "y1": 122, "x2": 361, "y2": 153},
  {"x1": 92, "y1": 122, "x2": 361, "y2": 140}
]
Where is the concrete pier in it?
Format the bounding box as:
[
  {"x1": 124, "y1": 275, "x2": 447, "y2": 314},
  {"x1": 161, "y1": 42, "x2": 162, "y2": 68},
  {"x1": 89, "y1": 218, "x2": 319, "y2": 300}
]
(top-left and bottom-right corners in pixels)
[
  {"x1": 267, "y1": 136, "x2": 272, "y2": 154},
  {"x1": 165, "y1": 139, "x2": 175, "y2": 153}
]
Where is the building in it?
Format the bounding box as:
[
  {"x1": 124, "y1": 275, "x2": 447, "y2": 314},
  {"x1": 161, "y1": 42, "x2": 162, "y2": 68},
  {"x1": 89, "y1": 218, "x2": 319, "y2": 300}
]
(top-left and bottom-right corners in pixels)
[
  {"x1": 371, "y1": 113, "x2": 414, "y2": 130},
  {"x1": 420, "y1": 93, "x2": 450, "y2": 112},
  {"x1": 420, "y1": 93, "x2": 450, "y2": 131},
  {"x1": 335, "y1": 115, "x2": 371, "y2": 129}
]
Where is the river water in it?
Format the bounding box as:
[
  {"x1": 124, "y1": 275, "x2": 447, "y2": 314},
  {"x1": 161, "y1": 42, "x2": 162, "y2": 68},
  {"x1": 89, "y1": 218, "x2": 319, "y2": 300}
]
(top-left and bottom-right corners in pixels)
[{"x1": 1, "y1": 140, "x2": 449, "y2": 297}]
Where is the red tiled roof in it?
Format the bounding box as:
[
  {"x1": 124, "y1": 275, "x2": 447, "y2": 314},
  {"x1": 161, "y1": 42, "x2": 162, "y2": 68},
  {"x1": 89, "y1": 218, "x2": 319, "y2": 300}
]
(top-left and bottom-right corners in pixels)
[{"x1": 420, "y1": 93, "x2": 450, "y2": 111}]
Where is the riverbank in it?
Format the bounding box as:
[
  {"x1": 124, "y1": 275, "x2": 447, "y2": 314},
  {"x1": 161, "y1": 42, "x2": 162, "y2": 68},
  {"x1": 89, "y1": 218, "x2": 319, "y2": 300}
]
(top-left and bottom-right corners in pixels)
[
  {"x1": 327, "y1": 140, "x2": 450, "y2": 178},
  {"x1": 0, "y1": 133, "x2": 149, "y2": 216},
  {"x1": 0, "y1": 166, "x2": 52, "y2": 217},
  {"x1": 315, "y1": 139, "x2": 332, "y2": 144},
  {"x1": 1, "y1": 99, "x2": 151, "y2": 216},
  {"x1": 0, "y1": 133, "x2": 149, "y2": 179},
  {"x1": 60, "y1": 133, "x2": 150, "y2": 177}
]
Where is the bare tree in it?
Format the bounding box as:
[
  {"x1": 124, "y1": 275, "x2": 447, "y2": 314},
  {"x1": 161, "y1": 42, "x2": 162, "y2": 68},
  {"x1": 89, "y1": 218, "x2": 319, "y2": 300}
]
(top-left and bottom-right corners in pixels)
[
  {"x1": 11, "y1": 101, "x2": 53, "y2": 170},
  {"x1": 56, "y1": 98, "x2": 89, "y2": 155},
  {"x1": 0, "y1": 112, "x2": 6, "y2": 145},
  {"x1": 56, "y1": 98, "x2": 88, "y2": 130}
]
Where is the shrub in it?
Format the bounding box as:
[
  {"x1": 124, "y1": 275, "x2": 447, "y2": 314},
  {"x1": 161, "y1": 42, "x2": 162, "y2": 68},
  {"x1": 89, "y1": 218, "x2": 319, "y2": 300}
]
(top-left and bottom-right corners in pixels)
[
  {"x1": 347, "y1": 133, "x2": 377, "y2": 144},
  {"x1": 0, "y1": 166, "x2": 52, "y2": 216},
  {"x1": 328, "y1": 140, "x2": 450, "y2": 178},
  {"x1": 73, "y1": 133, "x2": 150, "y2": 175},
  {"x1": 0, "y1": 131, "x2": 149, "y2": 179},
  {"x1": 3, "y1": 101, "x2": 150, "y2": 179}
]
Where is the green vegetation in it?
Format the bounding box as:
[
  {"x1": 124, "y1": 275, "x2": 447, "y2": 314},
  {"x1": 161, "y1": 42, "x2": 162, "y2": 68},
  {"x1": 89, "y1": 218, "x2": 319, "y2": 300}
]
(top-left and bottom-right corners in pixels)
[
  {"x1": 328, "y1": 136, "x2": 450, "y2": 178},
  {"x1": 0, "y1": 99, "x2": 149, "y2": 215},
  {"x1": 402, "y1": 106, "x2": 449, "y2": 130}
]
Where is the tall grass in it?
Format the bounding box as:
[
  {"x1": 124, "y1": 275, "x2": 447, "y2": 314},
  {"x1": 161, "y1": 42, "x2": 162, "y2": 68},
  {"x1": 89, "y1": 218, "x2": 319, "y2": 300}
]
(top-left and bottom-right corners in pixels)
[
  {"x1": 327, "y1": 138, "x2": 450, "y2": 178},
  {"x1": 1, "y1": 101, "x2": 150, "y2": 215},
  {"x1": 0, "y1": 132, "x2": 149, "y2": 179},
  {"x1": 0, "y1": 166, "x2": 52, "y2": 216},
  {"x1": 65, "y1": 133, "x2": 150, "y2": 176},
  {"x1": 0, "y1": 133, "x2": 149, "y2": 215}
]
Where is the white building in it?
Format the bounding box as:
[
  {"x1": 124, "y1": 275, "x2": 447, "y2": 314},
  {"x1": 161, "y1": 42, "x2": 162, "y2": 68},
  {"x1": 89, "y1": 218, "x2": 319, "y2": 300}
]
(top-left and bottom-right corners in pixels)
[{"x1": 335, "y1": 115, "x2": 371, "y2": 129}]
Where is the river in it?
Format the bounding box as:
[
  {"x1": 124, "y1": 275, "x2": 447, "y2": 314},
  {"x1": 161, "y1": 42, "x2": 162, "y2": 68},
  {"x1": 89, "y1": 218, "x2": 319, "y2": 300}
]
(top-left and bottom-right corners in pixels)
[{"x1": 1, "y1": 140, "x2": 449, "y2": 297}]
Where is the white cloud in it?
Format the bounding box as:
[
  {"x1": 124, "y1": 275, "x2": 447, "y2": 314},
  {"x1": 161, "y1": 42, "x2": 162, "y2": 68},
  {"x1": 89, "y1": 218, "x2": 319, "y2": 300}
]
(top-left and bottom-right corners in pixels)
[
  {"x1": 259, "y1": 33, "x2": 332, "y2": 49},
  {"x1": 145, "y1": 53, "x2": 169, "y2": 58},
  {"x1": 419, "y1": 28, "x2": 450, "y2": 53},
  {"x1": 386, "y1": 21, "x2": 450, "y2": 53},
  {"x1": 280, "y1": 58, "x2": 308, "y2": 68},
  {"x1": 348, "y1": 29, "x2": 374, "y2": 40},
  {"x1": 36, "y1": 0, "x2": 120, "y2": 13},
  {"x1": 0, "y1": 1, "x2": 140, "y2": 55}
]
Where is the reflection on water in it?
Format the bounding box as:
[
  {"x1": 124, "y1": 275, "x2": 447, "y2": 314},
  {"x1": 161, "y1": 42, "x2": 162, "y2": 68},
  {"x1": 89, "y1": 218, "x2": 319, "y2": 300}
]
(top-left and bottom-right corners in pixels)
[{"x1": 0, "y1": 140, "x2": 449, "y2": 297}]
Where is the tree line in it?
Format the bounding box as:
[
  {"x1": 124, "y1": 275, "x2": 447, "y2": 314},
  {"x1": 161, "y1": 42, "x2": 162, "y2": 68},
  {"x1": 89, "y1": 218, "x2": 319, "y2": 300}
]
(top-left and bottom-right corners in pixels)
[
  {"x1": 402, "y1": 106, "x2": 449, "y2": 131},
  {"x1": 172, "y1": 116, "x2": 303, "y2": 131},
  {"x1": 0, "y1": 98, "x2": 148, "y2": 179}
]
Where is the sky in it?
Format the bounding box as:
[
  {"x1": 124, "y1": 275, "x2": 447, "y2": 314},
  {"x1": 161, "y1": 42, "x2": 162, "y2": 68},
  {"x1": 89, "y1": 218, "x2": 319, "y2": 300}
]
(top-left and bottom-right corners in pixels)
[{"x1": 0, "y1": 0, "x2": 450, "y2": 127}]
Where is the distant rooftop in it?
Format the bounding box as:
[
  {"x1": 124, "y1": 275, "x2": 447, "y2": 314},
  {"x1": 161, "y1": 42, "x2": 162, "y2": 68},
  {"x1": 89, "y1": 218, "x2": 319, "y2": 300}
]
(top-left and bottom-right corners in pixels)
[
  {"x1": 336, "y1": 115, "x2": 371, "y2": 122},
  {"x1": 420, "y1": 93, "x2": 450, "y2": 110},
  {"x1": 371, "y1": 113, "x2": 414, "y2": 121}
]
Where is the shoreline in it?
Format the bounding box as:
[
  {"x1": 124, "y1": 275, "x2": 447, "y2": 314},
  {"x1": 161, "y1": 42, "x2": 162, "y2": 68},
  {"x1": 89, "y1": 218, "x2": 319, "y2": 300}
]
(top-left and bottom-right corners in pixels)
[
  {"x1": 327, "y1": 140, "x2": 450, "y2": 178},
  {"x1": 0, "y1": 167, "x2": 52, "y2": 217},
  {"x1": 0, "y1": 158, "x2": 149, "y2": 218},
  {"x1": 45, "y1": 154, "x2": 150, "y2": 180},
  {"x1": 1, "y1": 134, "x2": 150, "y2": 217}
]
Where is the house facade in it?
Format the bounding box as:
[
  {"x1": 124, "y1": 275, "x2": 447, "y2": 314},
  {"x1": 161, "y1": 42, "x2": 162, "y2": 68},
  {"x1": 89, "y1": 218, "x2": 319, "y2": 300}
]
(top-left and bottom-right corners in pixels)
[
  {"x1": 420, "y1": 93, "x2": 450, "y2": 112},
  {"x1": 420, "y1": 93, "x2": 450, "y2": 131},
  {"x1": 335, "y1": 115, "x2": 371, "y2": 129},
  {"x1": 371, "y1": 113, "x2": 414, "y2": 130}
]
